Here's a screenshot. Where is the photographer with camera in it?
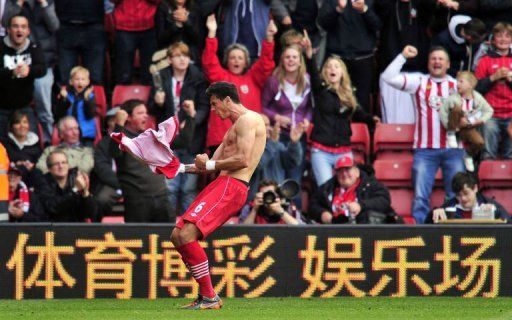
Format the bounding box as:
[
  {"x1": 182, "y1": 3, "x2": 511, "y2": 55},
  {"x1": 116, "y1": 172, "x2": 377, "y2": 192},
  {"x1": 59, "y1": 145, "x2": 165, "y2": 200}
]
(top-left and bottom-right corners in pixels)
[
  {"x1": 247, "y1": 114, "x2": 304, "y2": 201},
  {"x1": 240, "y1": 179, "x2": 302, "y2": 225},
  {"x1": 309, "y1": 154, "x2": 399, "y2": 224}
]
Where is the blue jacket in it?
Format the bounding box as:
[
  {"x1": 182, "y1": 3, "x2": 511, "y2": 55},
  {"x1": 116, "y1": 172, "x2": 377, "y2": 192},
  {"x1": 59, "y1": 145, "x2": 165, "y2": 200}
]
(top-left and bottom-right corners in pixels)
[
  {"x1": 56, "y1": 87, "x2": 96, "y2": 139},
  {"x1": 222, "y1": 0, "x2": 269, "y2": 55}
]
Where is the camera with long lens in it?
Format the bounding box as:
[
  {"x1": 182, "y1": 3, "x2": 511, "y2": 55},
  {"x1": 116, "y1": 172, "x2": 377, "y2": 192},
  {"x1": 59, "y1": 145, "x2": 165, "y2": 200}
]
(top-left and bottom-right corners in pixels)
[{"x1": 262, "y1": 179, "x2": 300, "y2": 210}]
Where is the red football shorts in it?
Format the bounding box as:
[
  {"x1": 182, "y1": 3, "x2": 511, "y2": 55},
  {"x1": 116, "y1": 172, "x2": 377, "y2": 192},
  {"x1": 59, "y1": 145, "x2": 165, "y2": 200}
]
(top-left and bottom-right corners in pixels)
[{"x1": 176, "y1": 175, "x2": 248, "y2": 238}]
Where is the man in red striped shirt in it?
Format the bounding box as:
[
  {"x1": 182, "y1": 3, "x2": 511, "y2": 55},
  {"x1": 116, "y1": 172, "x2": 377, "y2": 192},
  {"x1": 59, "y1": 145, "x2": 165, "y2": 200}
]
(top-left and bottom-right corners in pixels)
[
  {"x1": 382, "y1": 45, "x2": 465, "y2": 223},
  {"x1": 475, "y1": 22, "x2": 512, "y2": 160}
]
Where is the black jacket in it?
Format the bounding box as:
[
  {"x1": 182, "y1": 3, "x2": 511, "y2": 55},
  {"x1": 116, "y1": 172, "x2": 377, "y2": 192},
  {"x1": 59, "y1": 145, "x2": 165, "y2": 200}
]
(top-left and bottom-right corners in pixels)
[
  {"x1": 0, "y1": 38, "x2": 46, "y2": 110},
  {"x1": 36, "y1": 168, "x2": 97, "y2": 222},
  {"x1": 431, "y1": 22, "x2": 481, "y2": 77},
  {"x1": 148, "y1": 64, "x2": 209, "y2": 154},
  {"x1": 0, "y1": 134, "x2": 44, "y2": 188},
  {"x1": 0, "y1": 134, "x2": 42, "y2": 165},
  {"x1": 54, "y1": 0, "x2": 104, "y2": 24},
  {"x1": 2, "y1": 0, "x2": 60, "y2": 66},
  {"x1": 478, "y1": 0, "x2": 512, "y2": 31},
  {"x1": 9, "y1": 188, "x2": 47, "y2": 222},
  {"x1": 425, "y1": 193, "x2": 510, "y2": 223},
  {"x1": 318, "y1": 0, "x2": 381, "y2": 58},
  {"x1": 375, "y1": 0, "x2": 430, "y2": 72},
  {"x1": 309, "y1": 166, "x2": 397, "y2": 224},
  {"x1": 91, "y1": 135, "x2": 120, "y2": 194},
  {"x1": 155, "y1": 1, "x2": 200, "y2": 61},
  {"x1": 306, "y1": 56, "x2": 374, "y2": 148}
]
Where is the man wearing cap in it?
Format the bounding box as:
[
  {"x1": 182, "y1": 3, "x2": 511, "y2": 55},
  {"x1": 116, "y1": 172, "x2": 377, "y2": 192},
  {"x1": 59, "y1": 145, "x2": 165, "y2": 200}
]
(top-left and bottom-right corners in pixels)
[{"x1": 309, "y1": 154, "x2": 398, "y2": 224}]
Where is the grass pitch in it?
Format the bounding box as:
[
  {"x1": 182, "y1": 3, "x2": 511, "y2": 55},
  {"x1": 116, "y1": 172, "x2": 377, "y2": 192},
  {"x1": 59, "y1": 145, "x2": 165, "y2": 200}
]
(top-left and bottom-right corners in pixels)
[{"x1": 0, "y1": 297, "x2": 511, "y2": 320}]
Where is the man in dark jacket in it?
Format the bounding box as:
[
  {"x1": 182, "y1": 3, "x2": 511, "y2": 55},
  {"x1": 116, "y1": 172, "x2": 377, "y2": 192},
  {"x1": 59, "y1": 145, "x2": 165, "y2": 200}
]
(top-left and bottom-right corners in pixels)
[
  {"x1": 149, "y1": 42, "x2": 209, "y2": 216},
  {"x1": 2, "y1": 0, "x2": 60, "y2": 143},
  {"x1": 54, "y1": 0, "x2": 105, "y2": 84},
  {"x1": 317, "y1": 0, "x2": 381, "y2": 113},
  {"x1": 91, "y1": 108, "x2": 121, "y2": 220},
  {"x1": 36, "y1": 149, "x2": 97, "y2": 222},
  {"x1": 431, "y1": 16, "x2": 487, "y2": 77},
  {"x1": 478, "y1": 0, "x2": 512, "y2": 31},
  {"x1": 110, "y1": 99, "x2": 174, "y2": 222},
  {"x1": 309, "y1": 154, "x2": 398, "y2": 224},
  {"x1": 0, "y1": 14, "x2": 46, "y2": 138},
  {"x1": 426, "y1": 172, "x2": 509, "y2": 223}
]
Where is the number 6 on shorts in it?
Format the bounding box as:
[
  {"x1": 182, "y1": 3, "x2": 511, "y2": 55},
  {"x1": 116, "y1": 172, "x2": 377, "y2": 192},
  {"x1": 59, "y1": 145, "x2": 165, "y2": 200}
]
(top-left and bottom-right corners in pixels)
[{"x1": 194, "y1": 202, "x2": 206, "y2": 213}]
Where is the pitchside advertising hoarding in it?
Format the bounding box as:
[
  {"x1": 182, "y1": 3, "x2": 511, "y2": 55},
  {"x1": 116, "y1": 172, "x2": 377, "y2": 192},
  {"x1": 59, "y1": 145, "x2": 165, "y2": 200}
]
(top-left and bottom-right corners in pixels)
[{"x1": 0, "y1": 224, "x2": 508, "y2": 299}]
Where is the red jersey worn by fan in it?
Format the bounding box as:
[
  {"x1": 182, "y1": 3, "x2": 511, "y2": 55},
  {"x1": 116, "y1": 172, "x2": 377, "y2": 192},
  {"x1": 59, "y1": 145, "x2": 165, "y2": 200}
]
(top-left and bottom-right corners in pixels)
[{"x1": 201, "y1": 37, "x2": 275, "y2": 147}]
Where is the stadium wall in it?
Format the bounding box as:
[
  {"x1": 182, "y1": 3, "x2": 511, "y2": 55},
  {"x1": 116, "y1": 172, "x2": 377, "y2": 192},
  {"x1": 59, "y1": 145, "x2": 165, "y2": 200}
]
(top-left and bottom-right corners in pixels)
[{"x1": 0, "y1": 224, "x2": 508, "y2": 299}]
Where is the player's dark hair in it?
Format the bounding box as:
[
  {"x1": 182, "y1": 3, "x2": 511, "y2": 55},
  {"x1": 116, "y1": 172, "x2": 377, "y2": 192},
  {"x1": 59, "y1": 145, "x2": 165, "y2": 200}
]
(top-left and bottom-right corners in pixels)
[
  {"x1": 206, "y1": 82, "x2": 241, "y2": 104},
  {"x1": 452, "y1": 172, "x2": 478, "y2": 193},
  {"x1": 120, "y1": 99, "x2": 145, "y2": 116}
]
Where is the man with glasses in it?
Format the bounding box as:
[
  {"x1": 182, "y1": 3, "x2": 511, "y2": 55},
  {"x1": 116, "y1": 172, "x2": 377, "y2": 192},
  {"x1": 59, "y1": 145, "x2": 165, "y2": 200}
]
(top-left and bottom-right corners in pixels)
[{"x1": 36, "y1": 150, "x2": 97, "y2": 222}]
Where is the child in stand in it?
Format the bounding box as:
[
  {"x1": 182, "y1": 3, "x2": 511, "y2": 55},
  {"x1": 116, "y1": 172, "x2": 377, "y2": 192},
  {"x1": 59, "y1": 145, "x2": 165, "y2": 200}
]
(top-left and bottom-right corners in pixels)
[
  {"x1": 56, "y1": 66, "x2": 97, "y2": 146},
  {"x1": 440, "y1": 71, "x2": 493, "y2": 172}
]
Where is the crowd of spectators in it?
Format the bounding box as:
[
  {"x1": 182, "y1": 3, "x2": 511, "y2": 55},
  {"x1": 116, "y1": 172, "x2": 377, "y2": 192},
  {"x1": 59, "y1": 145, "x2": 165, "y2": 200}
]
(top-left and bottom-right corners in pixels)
[{"x1": 0, "y1": 0, "x2": 511, "y2": 225}]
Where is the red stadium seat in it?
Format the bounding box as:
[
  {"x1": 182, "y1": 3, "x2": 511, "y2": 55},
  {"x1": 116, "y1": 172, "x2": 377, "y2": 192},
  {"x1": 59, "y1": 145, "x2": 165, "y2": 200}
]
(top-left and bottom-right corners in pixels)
[
  {"x1": 430, "y1": 188, "x2": 446, "y2": 209},
  {"x1": 402, "y1": 216, "x2": 416, "y2": 224},
  {"x1": 482, "y1": 189, "x2": 512, "y2": 214},
  {"x1": 93, "y1": 85, "x2": 107, "y2": 119},
  {"x1": 134, "y1": 49, "x2": 140, "y2": 68},
  {"x1": 51, "y1": 124, "x2": 59, "y2": 146},
  {"x1": 374, "y1": 159, "x2": 412, "y2": 188},
  {"x1": 373, "y1": 123, "x2": 414, "y2": 160},
  {"x1": 37, "y1": 123, "x2": 46, "y2": 149},
  {"x1": 389, "y1": 188, "x2": 413, "y2": 217},
  {"x1": 224, "y1": 216, "x2": 239, "y2": 225},
  {"x1": 101, "y1": 216, "x2": 125, "y2": 223},
  {"x1": 478, "y1": 160, "x2": 512, "y2": 188},
  {"x1": 112, "y1": 85, "x2": 151, "y2": 107},
  {"x1": 93, "y1": 116, "x2": 103, "y2": 146},
  {"x1": 350, "y1": 123, "x2": 370, "y2": 164}
]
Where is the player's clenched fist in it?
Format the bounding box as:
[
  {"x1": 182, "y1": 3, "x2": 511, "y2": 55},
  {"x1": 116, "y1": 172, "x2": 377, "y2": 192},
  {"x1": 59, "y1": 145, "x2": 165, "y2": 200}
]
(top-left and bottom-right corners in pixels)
[
  {"x1": 402, "y1": 45, "x2": 418, "y2": 59},
  {"x1": 195, "y1": 153, "x2": 209, "y2": 170}
]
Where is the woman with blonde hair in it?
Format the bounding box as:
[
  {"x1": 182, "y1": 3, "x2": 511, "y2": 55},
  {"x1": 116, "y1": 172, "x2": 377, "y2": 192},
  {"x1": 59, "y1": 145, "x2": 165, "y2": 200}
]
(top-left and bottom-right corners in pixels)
[
  {"x1": 262, "y1": 44, "x2": 312, "y2": 188},
  {"x1": 302, "y1": 32, "x2": 378, "y2": 186}
]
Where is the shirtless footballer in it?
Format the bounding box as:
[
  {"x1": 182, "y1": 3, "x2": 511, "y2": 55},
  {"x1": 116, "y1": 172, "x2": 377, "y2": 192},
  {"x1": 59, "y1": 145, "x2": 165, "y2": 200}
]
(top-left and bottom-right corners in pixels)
[{"x1": 170, "y1": 81, "x2": 266, "y2": 310}]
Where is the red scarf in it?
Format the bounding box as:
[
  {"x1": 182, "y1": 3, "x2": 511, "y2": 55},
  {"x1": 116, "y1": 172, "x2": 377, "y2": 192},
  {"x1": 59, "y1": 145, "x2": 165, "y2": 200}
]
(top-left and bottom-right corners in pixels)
[{"x1": 331, "y1": 179, "x2": 360, "y2": 218}]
